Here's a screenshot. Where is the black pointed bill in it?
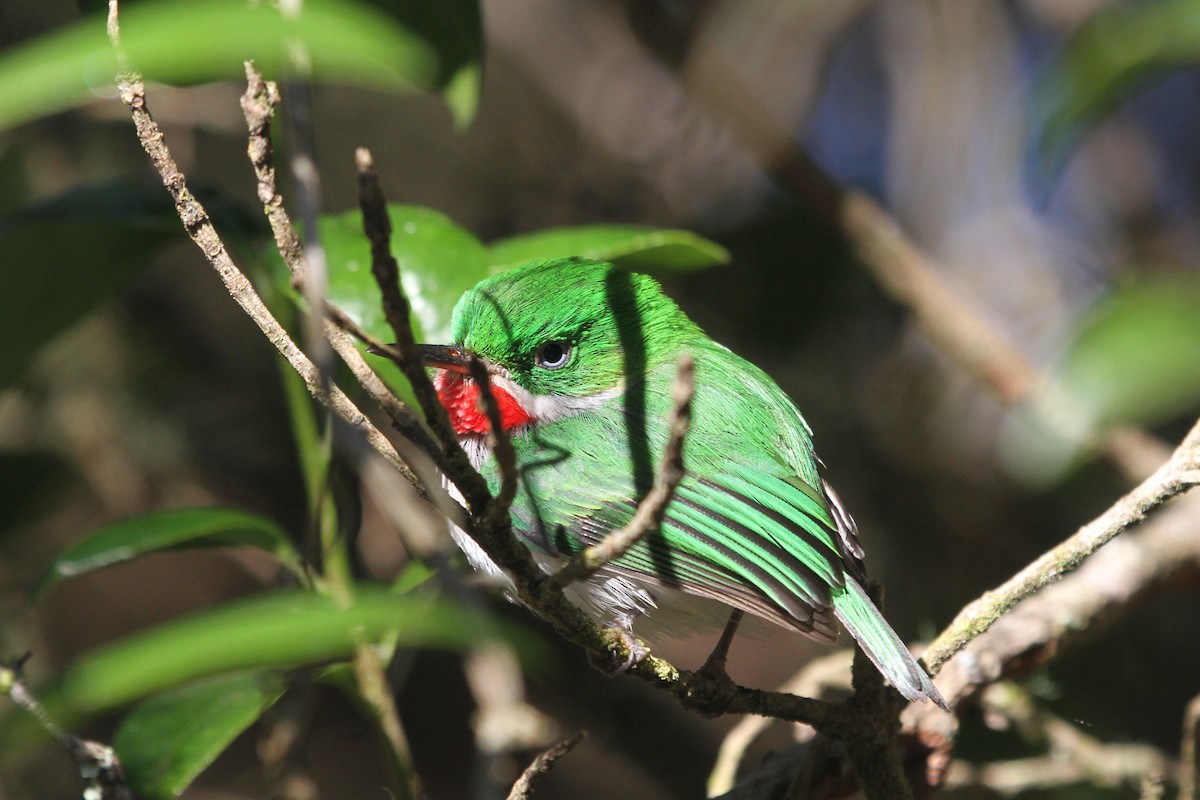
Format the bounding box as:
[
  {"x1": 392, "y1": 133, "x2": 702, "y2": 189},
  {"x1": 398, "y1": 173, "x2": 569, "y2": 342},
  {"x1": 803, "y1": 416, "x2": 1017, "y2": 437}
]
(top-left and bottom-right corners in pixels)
[{"x1": 415, "y1": 343, "x2": 474, "y2": 374}]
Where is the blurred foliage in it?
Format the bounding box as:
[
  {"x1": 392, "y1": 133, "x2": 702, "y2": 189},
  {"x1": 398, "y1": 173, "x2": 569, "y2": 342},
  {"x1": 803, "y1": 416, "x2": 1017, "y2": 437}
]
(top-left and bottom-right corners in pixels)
[
  {"x1": 0, "y1": 0, "x2": 449, "y2": 132},
  {"x1": 1002, "y1": 276, "x2": 1200, "y2": 484},
  {"x1": 1036, "y1": 0, "x2": 1200, "y2": 163},
  {"x1": 56, "y1": 588, "x2": 498, "y2": 713},
  {"x1": 113, "y1": 671, "x2": 285, "y2": 800},
  {"x1": 33, "y1": 507, "x2": 302, "y2": 598},
  {"x1": 0, "y1": 182, "x2": 180, "y2": 388}
]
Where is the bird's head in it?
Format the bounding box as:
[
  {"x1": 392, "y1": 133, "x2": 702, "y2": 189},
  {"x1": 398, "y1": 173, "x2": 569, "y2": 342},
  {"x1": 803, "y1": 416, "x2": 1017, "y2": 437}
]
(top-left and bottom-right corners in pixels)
[{"x1": 418, "y1": 257, "x2": 697, "y2": 437}]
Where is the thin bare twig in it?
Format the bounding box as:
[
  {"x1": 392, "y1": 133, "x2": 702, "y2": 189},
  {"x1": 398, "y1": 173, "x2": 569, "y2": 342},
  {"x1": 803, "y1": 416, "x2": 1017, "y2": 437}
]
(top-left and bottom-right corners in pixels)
[
  {"x1": 108, "y1": 4, "x2": 406, "y2": 485},
  {"x1": 240, "y1": 61, "x2": 430, "y2": 500},
  {"x1": 708, "y1": 651, "x2": 852, "y2": 796},
  {"x1": 506, "y1": 732, "x2": 587, "y2": 800},
  {"x1": 237, "y1": 60, "x2": 424, "y2": 800},
  {"x1": 467, "y1": 358, "x2": 519, "y2": 520},
  {"x1": 2, "y1": 653, "x2": 133, "y2": 800},
  {"x1": 553, "y1": 355, "x2": 694, "y2": 586},
  {"x1": 1182, "y1": 693, "x2": 1200, "y2": 800},
  {"x1": 354, "y1": 148, "x2": 493, "y2": 513},
  {"x1": 924, "y1": 418, "x2": 1200, "y2": 674}
]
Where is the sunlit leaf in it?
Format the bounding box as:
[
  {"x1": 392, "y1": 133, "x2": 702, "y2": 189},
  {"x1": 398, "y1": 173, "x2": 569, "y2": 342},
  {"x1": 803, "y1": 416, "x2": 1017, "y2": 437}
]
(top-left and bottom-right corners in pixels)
[
  {"x1": 60, "y1": 587, "x2": 498, "y2": 711},
  {"x1": 34, "y1": 508, "x2": 302, "y2": 599},
  {"x1": 1000, "y1": 276, "x2": 1200, "y2": 484},
  {"x1": 115, "y1": 671, "x2": 285, "y2": 800},
  {"x1": 316, "y1": 204, "x2": 490, "y2": 398},
  {"x1": 0, "y1": 0, "x2": 438, "y2": 133},
  {"x1": 488, "y1": 225, "x2": 730, "y2": 274},
  {"x1": 1035, "y1": 0, "x2": 1200, "y2": 163},
  {"x1": 322, "y1": 204, "x2": 489, "y2": 344}
]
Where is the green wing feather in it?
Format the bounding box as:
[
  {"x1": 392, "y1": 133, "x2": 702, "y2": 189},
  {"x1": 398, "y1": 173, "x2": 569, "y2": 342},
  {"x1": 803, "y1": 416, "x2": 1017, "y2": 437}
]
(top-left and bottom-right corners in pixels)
[{"x1": 491, "y1": 336, "x2": 944, "y2": 706}]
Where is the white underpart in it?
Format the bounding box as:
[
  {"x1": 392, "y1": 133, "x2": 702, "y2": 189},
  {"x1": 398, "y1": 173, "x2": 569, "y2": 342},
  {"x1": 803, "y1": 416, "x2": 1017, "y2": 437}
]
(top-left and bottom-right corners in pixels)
[{"x1": 441, "y1": 372, "x2": 740, "y2": 636}]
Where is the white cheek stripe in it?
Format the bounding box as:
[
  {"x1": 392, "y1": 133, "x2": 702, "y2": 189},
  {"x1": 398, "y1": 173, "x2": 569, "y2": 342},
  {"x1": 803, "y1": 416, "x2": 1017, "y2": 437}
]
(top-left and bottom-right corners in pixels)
[{"x1": 489, "y1": 372, "x2": 623, "y2": 425}]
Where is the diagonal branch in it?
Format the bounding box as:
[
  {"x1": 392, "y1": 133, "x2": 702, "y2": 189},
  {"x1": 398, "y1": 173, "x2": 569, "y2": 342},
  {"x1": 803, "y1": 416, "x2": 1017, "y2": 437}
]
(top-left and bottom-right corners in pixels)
[
  {"x1": 106, "y1": 2, "x2": 409, "y2": 486},
  {"x1": 506, "y1": 732, "x2": 587, "y2": 800},
  {"x1": 924, "y1": 417, "x2": 1200, "y2": 674},
  {"x1": 553, "y1": 355, "x2": 694, "y2": 586},
  {"x1": 353, "y1": 149, "x2": 493, "y2": 515}
]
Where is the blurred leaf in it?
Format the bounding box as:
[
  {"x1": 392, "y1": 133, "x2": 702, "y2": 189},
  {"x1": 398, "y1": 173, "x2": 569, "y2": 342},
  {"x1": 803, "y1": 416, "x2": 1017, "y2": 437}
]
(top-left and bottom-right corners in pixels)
[
  {"x1": 1036, "y1": 0, "x2": 1200, "y2": 162},
  {"x1": 362, "y1": 0, "x2": 483, "y2": 127},
  {"x1": 34, "y1": 508, "x2": 301, "y2": 599},
  {"x1": 1061, "y1": 277, "x2": 1200, "y2": 425},
  {"x1": 0, "y1": 0, "x2": 438, "y2": 133},
  {"x1": 0, "y1": 182, "x2": 181, "y2": 387},
  {"x1": 390, "y1": 560, "x2": 436, "y2": 594},
  {"x1": 1001, "y1": 276, "x2": 1200, "y2": 484},
  {"x1": 488, "y1": 225, "x2": 730, "y2": 274},
  {"x1": 60, "y1": 587, "x2": 498, "y2": 711},
  {"x1": 114, "y1": 671, "x2": 285, "y2": 800}
]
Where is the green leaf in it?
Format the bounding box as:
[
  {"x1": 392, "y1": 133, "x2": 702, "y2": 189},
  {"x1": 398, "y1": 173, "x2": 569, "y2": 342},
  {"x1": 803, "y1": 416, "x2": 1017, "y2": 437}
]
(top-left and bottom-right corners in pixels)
[
  {"x1": 1001, "y1": 276, "x2": 1200, "y2": 484},
  {"x1": 488, "y1": 225, "x2": 730, "y2": 274},
  {"x1": 0, "y1": 182, "x2": 181, "y2": 387},
  {"x1": 0, "y1": 0, "x2": 438, "y2": 133},
  {"x1": 34, "y1": 508, "x2": 302, "y2": 599},
  {"x1": 114, "y1": 671, "x2": 285, "y2": 800},
  {"x1": 364, "y1": 0, "x2": 483, "y2": 127},
  {"x1": 60, "y1": 587, "x2": 497, "y2": 711},
  {"x1": 1035, "y1": 0, "x2": 1200, "y2": 163},
  {"x1": 1060, "y1": 277, "x2": 1200, "y2": 425},
  {"x1": 322, "y1": 204, "x2": 490, "y2": 344},
  {"x1": 314, "y1": 203, "x2": 491, "y2": 398}
]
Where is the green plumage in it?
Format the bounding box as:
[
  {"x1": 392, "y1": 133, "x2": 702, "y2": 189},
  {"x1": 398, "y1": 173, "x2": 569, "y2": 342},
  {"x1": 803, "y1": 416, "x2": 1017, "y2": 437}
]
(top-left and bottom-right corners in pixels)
[{"x1": 440, "y1": 257, "x2": 943, "y2": 707}]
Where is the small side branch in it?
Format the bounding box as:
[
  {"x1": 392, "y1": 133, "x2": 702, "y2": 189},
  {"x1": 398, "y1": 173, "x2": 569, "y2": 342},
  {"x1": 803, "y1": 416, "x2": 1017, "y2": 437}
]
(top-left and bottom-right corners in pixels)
[
  {"x1": 553, "y1": 355, "x2": 694, "y2": 586},
  {"x1": 353, "y1": 150, "x2": 494, "y2": 509},
  {"x1": 924, "y1": 418, "x2": 1200, "y2": 674},
  {"x1": 1182, "y1": 693, "x2": 1200, "y2": 800},
  {"x1": 506, "y1": 732, "x2": 587, "y2": 800},
  {"x1": 2, "y1": 653, "x2": 132, "y2": 800},
  {"x1": 106, "y1": 3, "x2": 408, "y2": 483},
  {"x1": 467, "y1": 358, "x2": 519, "y2": 519}
]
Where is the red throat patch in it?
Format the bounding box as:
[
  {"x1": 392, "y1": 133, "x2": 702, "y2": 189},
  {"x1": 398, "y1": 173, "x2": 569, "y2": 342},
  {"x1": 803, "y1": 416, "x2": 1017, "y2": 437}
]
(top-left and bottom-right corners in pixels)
[{"x1": 434, "y1": 371, "x2": 534, "y2": 435}]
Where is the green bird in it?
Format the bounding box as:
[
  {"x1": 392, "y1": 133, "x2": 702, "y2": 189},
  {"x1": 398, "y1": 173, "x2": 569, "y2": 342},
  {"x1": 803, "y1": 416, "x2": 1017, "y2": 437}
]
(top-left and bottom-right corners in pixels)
[{"x1": 417, "y1": 257, "x2": 944, "y2": 707}]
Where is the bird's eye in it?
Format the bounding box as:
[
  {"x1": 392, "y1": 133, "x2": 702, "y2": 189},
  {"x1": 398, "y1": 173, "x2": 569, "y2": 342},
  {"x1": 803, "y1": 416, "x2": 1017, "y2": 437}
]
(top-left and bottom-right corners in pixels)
[{"x1": 534, "y1": 340, "x2": 571, "y2": 370}]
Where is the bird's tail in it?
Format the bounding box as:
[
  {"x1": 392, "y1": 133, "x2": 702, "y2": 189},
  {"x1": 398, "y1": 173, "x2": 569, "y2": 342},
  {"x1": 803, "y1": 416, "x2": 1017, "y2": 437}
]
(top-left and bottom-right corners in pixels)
[{"x1": 831, "y1": 578, "x2": 947, "y2": 709}]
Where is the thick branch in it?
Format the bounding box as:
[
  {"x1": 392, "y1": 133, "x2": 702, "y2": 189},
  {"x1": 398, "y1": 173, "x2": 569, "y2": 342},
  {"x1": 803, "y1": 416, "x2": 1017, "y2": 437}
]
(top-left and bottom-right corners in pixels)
[{"x1": 554, "y1": 355, "x2": 694, "y2": 586}]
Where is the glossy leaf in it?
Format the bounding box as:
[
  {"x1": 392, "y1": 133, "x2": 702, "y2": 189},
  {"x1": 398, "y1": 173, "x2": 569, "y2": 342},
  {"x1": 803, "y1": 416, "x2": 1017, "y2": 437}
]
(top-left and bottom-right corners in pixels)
[
  {"x1": 322, "y1": 204, "x2": 490, "y2": 344},
  {"x1": 488, "y1": 225, "x2": 730, "y2": 274},
  {"x1": 60, "y1": 587, "x2": 497, "y2": 711},
  {"x1": 0, "y1": 182, "x2": 180, "y2": 387},
  {"x1": 0, "y1": 0, "x2": 437, "y2": 133},
  {"x1": 1001, "y1": 276, "x2": 1200, "y2": 483},
  {"x1": 34, "y1": 508, "x2": 301, "y2": 598},
  {"x1": 315, "y1": 204, "x2": 491, "y2": 399},
  {"x1": 1036, "y1": 0, "x2": 1200, "y2": 162},
  {"x1": 114, "y1": 671, "x2": 285, "y2": 800}
]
